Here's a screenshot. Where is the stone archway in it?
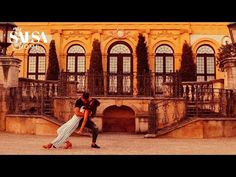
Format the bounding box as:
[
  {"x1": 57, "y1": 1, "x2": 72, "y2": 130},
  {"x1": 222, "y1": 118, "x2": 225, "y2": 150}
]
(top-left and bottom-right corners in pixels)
[{"x1": 103, "y1": 105, "x2": 135, "y2": 133}]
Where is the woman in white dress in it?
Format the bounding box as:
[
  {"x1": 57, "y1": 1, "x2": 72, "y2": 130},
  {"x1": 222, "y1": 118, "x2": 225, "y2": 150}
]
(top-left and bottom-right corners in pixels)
[{"x1": 42, "y1": 106, "x2": 90, "y2": 149}]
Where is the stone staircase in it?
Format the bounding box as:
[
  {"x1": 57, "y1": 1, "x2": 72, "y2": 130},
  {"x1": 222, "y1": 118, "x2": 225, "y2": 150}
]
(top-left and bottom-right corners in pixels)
[
  {"x1": 150, "y1": 101, "x2": 220, "y2": 137},
  {"x1": 156, "y1": 117, "x2": 197, "y2": 136},
  {"x1": 144, "y1": 117, "x2": 197, "y2": 138},
  {"x1": 186, "y1": 101, "x2": 220, "y2": 118}
]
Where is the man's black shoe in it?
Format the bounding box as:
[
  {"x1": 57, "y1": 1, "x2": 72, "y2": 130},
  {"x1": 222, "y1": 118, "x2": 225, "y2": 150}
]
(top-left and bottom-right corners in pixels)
[{"x1": 91, "y1": 144, "x2": 100, "y2": 148}]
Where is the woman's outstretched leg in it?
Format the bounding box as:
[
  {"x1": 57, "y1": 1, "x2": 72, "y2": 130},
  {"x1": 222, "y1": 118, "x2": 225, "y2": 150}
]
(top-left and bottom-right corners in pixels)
[{"x1": 43, "y1": 115, "x2": 80, "y2": 149}]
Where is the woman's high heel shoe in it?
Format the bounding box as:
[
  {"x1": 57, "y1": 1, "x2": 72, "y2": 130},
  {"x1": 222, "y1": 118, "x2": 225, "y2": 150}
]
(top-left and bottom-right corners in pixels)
[
  {"x1": 64, "y1": 141, "x2": 72, "y2": 149},
  {"x1": 42, "y1": 143, "x2": 53, "y2": 149}
]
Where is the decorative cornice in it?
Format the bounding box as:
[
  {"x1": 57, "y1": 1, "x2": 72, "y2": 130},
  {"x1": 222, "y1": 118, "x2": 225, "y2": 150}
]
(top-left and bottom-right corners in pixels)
[
  {"x1": 50, "y1": 29, "x2": 62, "y2": 35},
  {"x1": 63, "y1": 30, "x2": 91, "y2": 40},
  {"x1": 101, "y1": 30, "x2": 138, "y2": 42},
  {"x1": 150, "y1": 30, "x2": 179, "y2": 40}
]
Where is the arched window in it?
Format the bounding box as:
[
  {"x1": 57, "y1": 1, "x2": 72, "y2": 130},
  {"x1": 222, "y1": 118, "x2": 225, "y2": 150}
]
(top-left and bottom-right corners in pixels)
[
  {"x1": 27, "y1": 45, "x2": 46, "y2": 80},
  {"x1": 107, "y1": 41, "x2": 133, "y2": 95},
  {"x1": 67, "y1": 44, "x2": 86, "y2": 91},
  {"x1": 196, "y1": 45, "x2": 215, "y2": 81},
  {"x1": 155, "y1": 45, "x2": 174, "y2": 93}
]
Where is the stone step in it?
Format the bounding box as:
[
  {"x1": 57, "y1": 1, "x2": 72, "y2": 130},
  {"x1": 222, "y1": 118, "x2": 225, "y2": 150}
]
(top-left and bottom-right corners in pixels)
[{"x1": 155, "y1": 118, "x2": 196, "y2": 136}]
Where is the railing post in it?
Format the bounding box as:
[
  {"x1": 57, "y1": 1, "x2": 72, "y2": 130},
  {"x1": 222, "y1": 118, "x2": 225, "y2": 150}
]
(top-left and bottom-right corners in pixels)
[
  {"x1": 230, "y1": 90, "x2": 234, "y2": 117},
  {"x1": 196, "y1": 85, "x2": 198, "y2": 117},
  {"x1": 40, "y1": 83, "x2": 44, "y2": 115},
  {"x1": 186, "y1": 85, "x2": 189, "y2": 101},
  {"x1": 54, "y1": 82, "x2": 58, "y2": 96},
  {"x1": 191, "y1": 84, "x2": 194, "y2": 101},
  {"x1": 227, "y1": 90, "x2": 229, "y2": 116},
  {"x1": 225, "y1": 89, "x2": 234, "y2": 117},
  {"x1": 145, "y1": 99, "x2": 157, "y2": 138}
]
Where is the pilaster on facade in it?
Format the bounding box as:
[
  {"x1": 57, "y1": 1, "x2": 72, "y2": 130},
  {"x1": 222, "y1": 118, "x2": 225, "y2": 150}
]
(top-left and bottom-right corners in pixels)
[{"x1": 51, "y1": 29, "x2": 63, "y2": 63}]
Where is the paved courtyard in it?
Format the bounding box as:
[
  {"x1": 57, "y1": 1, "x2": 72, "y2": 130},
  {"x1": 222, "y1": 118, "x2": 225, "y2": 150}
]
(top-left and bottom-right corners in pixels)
[{"x1": 1, "y1": 131, "x2": 236, "y2": 155}]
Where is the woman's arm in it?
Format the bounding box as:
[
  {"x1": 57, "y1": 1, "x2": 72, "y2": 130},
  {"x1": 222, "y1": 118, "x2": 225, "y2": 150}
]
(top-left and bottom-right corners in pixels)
[{"x1": 74, "y1": 107, "x2": 84, "y2": 117}]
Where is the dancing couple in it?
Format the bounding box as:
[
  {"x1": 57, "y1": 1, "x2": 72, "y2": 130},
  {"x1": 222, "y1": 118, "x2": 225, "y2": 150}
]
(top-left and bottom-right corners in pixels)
[{"x1": 43, "y1": 92, "x2": 101, "y2": 149}]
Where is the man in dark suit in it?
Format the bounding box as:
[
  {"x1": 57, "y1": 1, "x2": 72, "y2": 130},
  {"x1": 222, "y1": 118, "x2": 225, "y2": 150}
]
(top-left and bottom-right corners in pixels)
[{"x1": 74, "y1": 92, "x2": 101, "y2": 148}]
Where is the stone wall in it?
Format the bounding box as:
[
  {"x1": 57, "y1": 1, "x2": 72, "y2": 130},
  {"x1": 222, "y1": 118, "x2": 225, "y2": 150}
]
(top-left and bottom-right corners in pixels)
[
  {"x1": 0, "y1": 85, "x2": 8, "y2": 131},
  {"x1": 5, "y1": 115, "x2": 59, "y2": 135},
  {"x1": 160, "y1": 118, "x2": 236, "y2": 138},
  {"x1": 5, "y1": 115, "x2": 236, "y2": 138},
  {"x1": 154, "y1": 98, "x2": 186, "y2": 129},
  {"x1": 53, "y1": 96, "x2": 186, "y2": 133},
  {"x1": 0, "y1": 85, "x2": 4, "y2": 130}
]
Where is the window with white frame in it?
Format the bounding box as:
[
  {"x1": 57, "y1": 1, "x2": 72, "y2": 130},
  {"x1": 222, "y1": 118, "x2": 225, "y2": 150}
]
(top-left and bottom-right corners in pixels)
[
  {"x1": 196, "y1": 45, "x2": 215, "y2": 81},
  {"x1": 27, "y1": 45, "x2": 46, "y2": 80}
]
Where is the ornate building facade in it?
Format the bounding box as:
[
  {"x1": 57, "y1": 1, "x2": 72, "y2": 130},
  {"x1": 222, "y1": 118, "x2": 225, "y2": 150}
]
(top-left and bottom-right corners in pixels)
[
  {"x1": 11, "y1": 22, "x2": 230, "y2": 85},
  {"x1": 5, "y1": 22, "x2": 232, "y2": 133}
]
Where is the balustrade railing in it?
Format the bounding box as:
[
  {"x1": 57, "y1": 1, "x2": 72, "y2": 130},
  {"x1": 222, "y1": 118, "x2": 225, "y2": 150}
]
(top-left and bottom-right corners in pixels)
[
  {"x1": 181, "y1": 81, "x2": 233, "y2": 117},
  {"x1": 60, "y1": 71, "x2": 180, "y2": 97},
  {"x1": 181, "y1": 81, "x2": 213, "y2": 101},
  {"x1": 8, "y1": 78, "x2": 59, "y2": 115},
  {"x1": 7, "y1": 72, "x2": 235, "y2": 119}
]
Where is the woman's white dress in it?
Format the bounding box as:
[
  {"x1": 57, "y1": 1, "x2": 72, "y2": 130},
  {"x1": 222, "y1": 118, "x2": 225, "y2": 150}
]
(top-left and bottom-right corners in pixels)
[{"x1": 51, "y1": 106, "x2": 85, "y2": 148}]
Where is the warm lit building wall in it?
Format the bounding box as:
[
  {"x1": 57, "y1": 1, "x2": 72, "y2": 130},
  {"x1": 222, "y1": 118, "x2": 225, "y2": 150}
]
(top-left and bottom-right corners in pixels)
[{"x1": 9, "y1": 22, "x2": 229, "y2": 82}]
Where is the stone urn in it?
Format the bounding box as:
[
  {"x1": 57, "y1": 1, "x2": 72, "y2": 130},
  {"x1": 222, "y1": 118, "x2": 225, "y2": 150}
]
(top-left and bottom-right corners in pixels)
[
  {"x1": 0, "y1": 56, "x2": 21, "y2": 88},
  {"x1": 221, "y1": 57, "x2": 236, "y2": 91}
]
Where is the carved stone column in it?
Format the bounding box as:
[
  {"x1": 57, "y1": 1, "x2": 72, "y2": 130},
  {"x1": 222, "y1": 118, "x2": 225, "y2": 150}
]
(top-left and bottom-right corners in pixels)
[
  {"x1": 223, "y1": 57, "x2": 236, "y2": 90},
  {"x1": 144, "y1": 99, "x2": 157, "y2": 138},
  {"x1": 222, "y1": 57, "x2": 236, "y2": 116}
]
